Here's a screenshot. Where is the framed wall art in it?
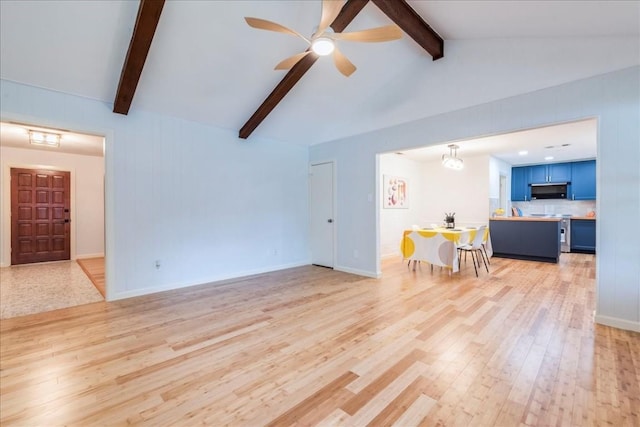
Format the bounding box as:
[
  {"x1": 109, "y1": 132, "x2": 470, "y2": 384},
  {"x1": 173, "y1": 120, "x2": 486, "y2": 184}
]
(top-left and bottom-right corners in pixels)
[{"x1": 383, "y1": 175, "x2": 408, "y2": 209}]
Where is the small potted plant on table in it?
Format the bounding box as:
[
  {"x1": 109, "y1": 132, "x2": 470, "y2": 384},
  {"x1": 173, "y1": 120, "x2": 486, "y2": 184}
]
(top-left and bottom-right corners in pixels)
[{"x1": 444, "y1": 212, "x2": 456, "y2": 229}]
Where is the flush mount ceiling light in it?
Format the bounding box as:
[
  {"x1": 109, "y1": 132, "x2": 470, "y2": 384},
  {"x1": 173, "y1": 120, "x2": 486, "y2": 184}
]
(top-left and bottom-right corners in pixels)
[
  {"x1": 29, "y1": 130, "x2": 60, "y2": 147},
  {"x1": 442, "y1": 144, "x2": 464, "y2": 170}
]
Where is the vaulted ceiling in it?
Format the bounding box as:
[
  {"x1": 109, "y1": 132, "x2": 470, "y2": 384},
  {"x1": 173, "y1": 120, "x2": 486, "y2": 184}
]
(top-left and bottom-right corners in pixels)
[{"x1": 1, "y1": 1, "x2": 638, "y2": 145}]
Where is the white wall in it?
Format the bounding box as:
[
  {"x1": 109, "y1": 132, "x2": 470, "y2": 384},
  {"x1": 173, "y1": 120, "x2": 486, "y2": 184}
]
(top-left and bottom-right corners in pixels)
[
  {"x1": 489, "y1": 156, "x2": 512, "y2": 199},
  {"x1": 378, "y1": 154, "x2": 426, "y2": 258},
  {"x1": 310, "y1": 66, "x2": 640, "y2": 332},
  {"x1": 0, "y1": 79, "x2": 310, "y2": 301},
  {"x1": 489, "y1": 156, "x2": 512, "y2": 215},
  {"x1": 421, "y1": 155, "x2": 491, "y2": 227},
  {"x1": 0, "y1": 146, "x2": 105, "y2": 266}
]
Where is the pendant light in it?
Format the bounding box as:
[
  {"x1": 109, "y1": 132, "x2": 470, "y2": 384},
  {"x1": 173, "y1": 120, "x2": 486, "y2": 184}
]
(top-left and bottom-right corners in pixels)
[{"x1": 442, "y1": 144, "x2": 464, "y2": 170}]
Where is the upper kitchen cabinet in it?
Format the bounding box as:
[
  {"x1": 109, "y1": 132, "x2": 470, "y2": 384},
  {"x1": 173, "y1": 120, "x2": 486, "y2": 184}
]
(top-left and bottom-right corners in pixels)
[
  {"x1": 511, "y1": 166, "x2": 529, "y2": 201},
  {"x1": 529, "y1": 162, "x2": 572, "y2": 184},
  {"x1": 549, "y1": 163, "x2": 572, "y2": 182},
  {"x1": 571, "y1": 160, "x2": 596, "y2": 200}
]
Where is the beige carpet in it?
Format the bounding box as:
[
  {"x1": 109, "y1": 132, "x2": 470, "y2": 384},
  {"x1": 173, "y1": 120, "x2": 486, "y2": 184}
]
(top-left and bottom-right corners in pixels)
[{"x1": 0, "y1": 261, "x2": 104, "y2": 319}]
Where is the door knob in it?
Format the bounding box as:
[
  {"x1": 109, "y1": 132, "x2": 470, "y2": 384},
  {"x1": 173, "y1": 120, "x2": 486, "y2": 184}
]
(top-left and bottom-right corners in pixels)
[{"x1": 327, "y1": 219, "x2": 333, "y2": 223}]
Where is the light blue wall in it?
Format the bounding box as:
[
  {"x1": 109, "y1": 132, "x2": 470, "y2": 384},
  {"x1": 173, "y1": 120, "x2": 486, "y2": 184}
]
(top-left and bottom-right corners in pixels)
[
  {"x1": 311, "y1": 66, "x2": 640, "y2": 332},
  {"x1": 2, "y1": 67, "x2": 638, "y2": 331},
  {"x1": 0, "y1": 80, "x2": 310, "y2": 300}
]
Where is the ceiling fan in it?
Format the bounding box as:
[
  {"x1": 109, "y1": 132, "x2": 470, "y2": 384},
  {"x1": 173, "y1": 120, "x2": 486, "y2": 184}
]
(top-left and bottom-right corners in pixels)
[{"x1": 245, "y1": 0, "x2": 402, "y2": 77}]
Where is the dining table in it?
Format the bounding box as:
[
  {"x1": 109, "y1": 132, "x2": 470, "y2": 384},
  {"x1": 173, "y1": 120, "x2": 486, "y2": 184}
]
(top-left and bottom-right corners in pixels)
[{"x1": 400, "y1": 227, "x2": 492, "y2": 273}]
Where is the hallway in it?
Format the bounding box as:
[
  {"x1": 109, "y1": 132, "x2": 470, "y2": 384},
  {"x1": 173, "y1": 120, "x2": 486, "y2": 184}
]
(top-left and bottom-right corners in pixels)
[{"x1": 0, "y1": 260, "x2": 103, "y2": 319}]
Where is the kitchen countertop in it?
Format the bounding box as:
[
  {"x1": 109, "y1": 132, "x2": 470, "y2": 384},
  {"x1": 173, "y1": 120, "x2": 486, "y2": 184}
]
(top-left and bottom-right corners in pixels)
[
  {"x1": 491, "y1": 216, "x2": 561, "y2": 222},
  {"x1": 571, "y1": 216, "x2": 596, "y2": 220}
]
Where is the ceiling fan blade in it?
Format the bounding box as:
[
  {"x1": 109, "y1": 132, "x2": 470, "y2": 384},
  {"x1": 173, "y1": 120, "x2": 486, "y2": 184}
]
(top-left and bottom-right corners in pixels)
[
  {"x1": 317, "y1": 0, "x2": 344, "y2": 35},
  {"x1": 332, "y1": 24, "x2": 403, "y2": 42},
  {"x1": 332, "y1": 46, "x2": 356, "y2": 77},
  {"x1": 274, "y1": 51, "x2": 312, "y2": 70},
  {"x1": 245, "y1": 17, "x2": 310, "y2": 43}
]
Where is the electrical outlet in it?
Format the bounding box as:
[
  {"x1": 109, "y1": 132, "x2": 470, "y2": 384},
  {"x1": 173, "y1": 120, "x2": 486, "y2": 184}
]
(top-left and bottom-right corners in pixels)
[{"x1": 155, "y1": 260, "x2": 161, "y2": 269}]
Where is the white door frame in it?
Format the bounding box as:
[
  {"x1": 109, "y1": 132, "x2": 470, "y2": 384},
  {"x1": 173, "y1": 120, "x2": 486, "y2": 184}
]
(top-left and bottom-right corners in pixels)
[{"x1": 0, "y1": 111, "x2": 113, "y2": 300}]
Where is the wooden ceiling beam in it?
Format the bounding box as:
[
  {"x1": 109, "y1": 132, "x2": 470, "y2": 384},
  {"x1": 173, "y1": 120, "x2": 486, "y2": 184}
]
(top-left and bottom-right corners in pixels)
[
  {"x1": 371, "y1": 0, "x2": 443, "y2": 60},
  {"x1": 113, "y1": 0, "x2": 165, "y2": 115},
  {"x1": 239, "y1": 0, "x2": 370, "y2": 140}
]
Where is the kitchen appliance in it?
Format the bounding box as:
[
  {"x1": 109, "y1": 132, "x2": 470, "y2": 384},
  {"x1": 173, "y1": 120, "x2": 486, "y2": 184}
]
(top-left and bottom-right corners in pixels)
[
  {"x1": 560, "y1": 215, "x2": 571, "y2": 253},
  {"x1": 530, "y1": 183, "x2": 568, "y2": 200}
]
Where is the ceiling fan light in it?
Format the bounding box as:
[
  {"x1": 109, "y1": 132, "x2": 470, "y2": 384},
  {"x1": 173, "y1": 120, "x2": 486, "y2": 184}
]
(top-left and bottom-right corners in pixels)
[{"x1": 311, "y1": 37, "x2": 334, "y2": 56}]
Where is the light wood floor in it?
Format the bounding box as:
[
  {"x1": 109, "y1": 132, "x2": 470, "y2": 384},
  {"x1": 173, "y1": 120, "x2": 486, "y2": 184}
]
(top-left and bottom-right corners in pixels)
[
  {"x1": 76, "y1": 257, "x2": 105, "y2": 297},
  {"x1": 1, "y1": 254, "x2": 638, "y2": 426}
]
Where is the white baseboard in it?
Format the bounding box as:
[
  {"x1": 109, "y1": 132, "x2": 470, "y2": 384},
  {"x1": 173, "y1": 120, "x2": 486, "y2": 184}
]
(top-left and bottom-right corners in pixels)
[
  {"x1": 595, "y1": 314, "x2": 640, "y2": 332},
  {"x1": 1, "y1": 255, "x2": 103, "y2": 267},
  {"x1": 75, "y1": 253, "x2": 105, "y2": 260},
  {"x1": 108, "y1": 260, "x2": 310, "y2": 301},
  {"x1": 334, "y1": 265, "x2": 381, "y2": 279}
]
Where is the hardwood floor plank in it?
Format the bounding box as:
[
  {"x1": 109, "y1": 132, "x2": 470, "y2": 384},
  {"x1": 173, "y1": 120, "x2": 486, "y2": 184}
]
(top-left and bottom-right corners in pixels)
[
  {"x1": 341, "y1": 349, "x2": 427, "y2": 415},
  {"x1": 391, "y1": 393, "x2": 437, "y2": 427},
  {"x1": 76, "y1": 257, "x2": 105, "y2": 297},
  {"x1": 366, "y1": 375, "x2": 432, "y2": 427},
  {"x1": 265, "y1": 371, "x2": 358, "y2": 427},
  {"x1": 1, "y1": 254, "x2": 637, "y2": 426}
]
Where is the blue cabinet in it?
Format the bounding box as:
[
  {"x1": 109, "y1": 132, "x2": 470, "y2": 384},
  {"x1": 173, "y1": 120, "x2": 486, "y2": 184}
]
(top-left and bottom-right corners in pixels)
[
  {"x1": 528, "y1": 165, "x2": 547, "y2": 184},
  {"x1": 571, "y1": 219, "x2": 595, "y2": 253},
  {"x1": 571, "y1": 160, "x2": 596, "y2": 200},
  {"x1": 512, "y1": 160, "x2": 595, "y2": 201},
  {"x1": 549, "y1": 163, "x2": 572, "y2": 182},
  {"x1": 529, "y1": 163, "x2": 572, "y2": 184},
  {"x1": 511, "y1": 167, "x2": 529, "y2": 201}
]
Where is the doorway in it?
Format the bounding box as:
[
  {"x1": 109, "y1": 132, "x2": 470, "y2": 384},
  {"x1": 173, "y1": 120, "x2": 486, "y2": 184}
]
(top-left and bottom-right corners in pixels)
[
  {"x1": 10, "y1": 168, "x2": 71, "y2": 265},
  {"x1": 377, "y1": 119, "x2": 598, "y2": 274},
  {"x1": 1, "y1": 121, "x2": 106, "y2": 315},
  {"x1": 309, "y1": 162, "x2": 334, "y2": 268}
]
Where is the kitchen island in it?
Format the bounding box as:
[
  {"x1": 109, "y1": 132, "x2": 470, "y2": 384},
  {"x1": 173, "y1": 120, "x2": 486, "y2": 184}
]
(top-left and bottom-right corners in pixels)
[{"x1": 489, "y1": 217, "x2": 561, "y2": 263}]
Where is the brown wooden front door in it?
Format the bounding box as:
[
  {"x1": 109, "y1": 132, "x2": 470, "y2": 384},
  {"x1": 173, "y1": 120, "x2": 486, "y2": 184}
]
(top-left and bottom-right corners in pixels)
[{"x1": 11, "y1": 168, "x2": 71, "y2": 265}]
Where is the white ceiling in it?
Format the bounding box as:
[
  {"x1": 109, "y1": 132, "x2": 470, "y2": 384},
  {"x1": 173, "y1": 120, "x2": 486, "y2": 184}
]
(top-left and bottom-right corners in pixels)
[
  {"x1": 395, "y1": 118, "x2": 597, "y2": 166},
  {"x1": 0, "y1": 122, "x2": 104, "y2": 157},
  {"x1": 0, "y1": 1, "x2": 638, "y2": 146}
]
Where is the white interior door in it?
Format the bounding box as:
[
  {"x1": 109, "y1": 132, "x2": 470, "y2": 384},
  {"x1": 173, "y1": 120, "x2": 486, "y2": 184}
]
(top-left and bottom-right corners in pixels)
[{"x1": 309, "y1": 162, "x2": 334, "y2": 268}]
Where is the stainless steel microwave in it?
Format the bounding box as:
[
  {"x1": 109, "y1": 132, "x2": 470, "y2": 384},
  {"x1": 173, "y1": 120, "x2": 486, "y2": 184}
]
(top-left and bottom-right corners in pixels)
[{"x1": 530, "y1": 183, "x2": 568, "y2": 199}]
